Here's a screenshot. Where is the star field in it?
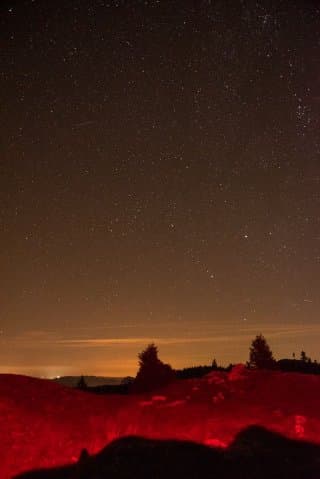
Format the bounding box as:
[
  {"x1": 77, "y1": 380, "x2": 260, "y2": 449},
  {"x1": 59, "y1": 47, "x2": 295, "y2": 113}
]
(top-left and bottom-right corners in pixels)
[{"x1": 1, "y1": 0, "x2": 319, "y2": 377}]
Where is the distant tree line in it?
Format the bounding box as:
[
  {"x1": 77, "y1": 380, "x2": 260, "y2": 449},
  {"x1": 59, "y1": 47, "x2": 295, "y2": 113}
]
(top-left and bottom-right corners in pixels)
[
  {"x1": 76, "y1": 334, "x2": 320, "y2": 394},
  {"x1": 247, "y1": 334, "x2": 320, "y2": 374}
]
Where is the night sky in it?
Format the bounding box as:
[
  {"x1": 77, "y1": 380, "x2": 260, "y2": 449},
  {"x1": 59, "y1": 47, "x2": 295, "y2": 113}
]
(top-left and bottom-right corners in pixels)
[{"x1": 1, "y1": 0, "x2": 319, "y2": 378}]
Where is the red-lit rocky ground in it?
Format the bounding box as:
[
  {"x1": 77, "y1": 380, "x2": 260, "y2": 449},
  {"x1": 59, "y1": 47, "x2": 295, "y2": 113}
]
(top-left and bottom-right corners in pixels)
[{"x1": 1, "y1": 366, "x2": 320, "y2": 479}]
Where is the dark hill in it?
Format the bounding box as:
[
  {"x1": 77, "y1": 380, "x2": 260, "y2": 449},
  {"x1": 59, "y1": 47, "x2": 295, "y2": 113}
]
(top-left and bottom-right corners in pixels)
[{"x1": 14, "y1": 426, "x2": 320, "y2": 479}]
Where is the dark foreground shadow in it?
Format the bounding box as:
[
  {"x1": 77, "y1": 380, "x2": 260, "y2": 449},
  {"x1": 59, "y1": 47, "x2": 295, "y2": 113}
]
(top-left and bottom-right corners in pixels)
[{"x1": 13, "y1": 425, "x2": 320, "y2": 479}]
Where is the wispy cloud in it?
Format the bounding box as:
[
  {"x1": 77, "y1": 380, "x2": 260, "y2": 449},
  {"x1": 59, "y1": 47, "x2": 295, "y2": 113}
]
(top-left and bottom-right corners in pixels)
[
  {"x1": 7, "y1": 323, "x2": 320, "y2": 349},
  {"x1": 57, "y1": 337, "x2": 214, "y2": 347},
  {"x1": 56, "y1": 325, "x2": 320, "y2": 348}
]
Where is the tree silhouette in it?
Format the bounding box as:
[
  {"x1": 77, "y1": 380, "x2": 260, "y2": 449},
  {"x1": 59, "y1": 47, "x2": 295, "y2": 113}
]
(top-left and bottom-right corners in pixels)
[
  {"x1": 133, "y1": 343, "x2": 175, "y2": 393},
  {"x1": 248, "y1": 334, "x2": 275, "y2": 369},
  {"x1": 138, "y1": 343, "x2": 159, "y2": 367},
  {"x1": 76, "y1": 375, "x2": 88, "y2": 389}
]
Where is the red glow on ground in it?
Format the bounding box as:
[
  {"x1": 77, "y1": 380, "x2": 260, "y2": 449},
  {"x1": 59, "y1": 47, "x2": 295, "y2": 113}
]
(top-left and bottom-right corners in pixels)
[{"x1": 1, "y1": 366, "x2": 320, "y2": 478}]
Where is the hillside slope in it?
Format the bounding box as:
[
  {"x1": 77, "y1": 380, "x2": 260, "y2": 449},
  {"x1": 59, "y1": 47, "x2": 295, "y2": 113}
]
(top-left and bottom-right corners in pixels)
[{"x1": 1, "y1": 366, "x2": 320, "y2": 478}]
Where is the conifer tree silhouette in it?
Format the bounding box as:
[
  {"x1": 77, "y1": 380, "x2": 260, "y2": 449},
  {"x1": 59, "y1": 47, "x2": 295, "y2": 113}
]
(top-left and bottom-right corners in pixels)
[
  {"x1": 248, "y1": 334, "x2": 275, "y2": 369},
  {"x1": 133, "y1": 343, "x2": 175, "y2": 392}
]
